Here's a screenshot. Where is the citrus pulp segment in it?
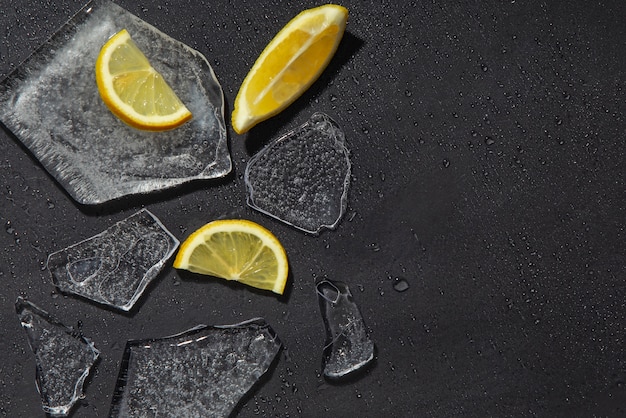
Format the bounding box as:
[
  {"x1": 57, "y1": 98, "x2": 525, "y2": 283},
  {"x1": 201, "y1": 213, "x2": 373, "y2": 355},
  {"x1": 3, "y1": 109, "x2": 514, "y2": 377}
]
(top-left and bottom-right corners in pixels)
[
  {"x1": 95, "y1": 29, "x2": 192, "y2": 131},
  {"x1": 173, "y1": 219, "x2": 288, "y2": 294},
  {"x1": 231, "y1": 4, "x2": 348, "y2": 134}
]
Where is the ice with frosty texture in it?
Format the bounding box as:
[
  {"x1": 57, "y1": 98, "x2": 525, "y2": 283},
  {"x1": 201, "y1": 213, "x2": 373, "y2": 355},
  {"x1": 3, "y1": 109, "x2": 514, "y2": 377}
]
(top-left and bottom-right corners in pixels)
[
  {"x1": 0, "y1": 0, "x2": 230, "y2": 204},
  {"x1": 47, "y1": 209, "x2": 179, "y2": 311},
  {"x1": 245, "y1": 112, "x2": 351, "y2": 234},
  {"x1": 316, "y1": 280, "x2": 375, "y2": 380},
  {"x1": 15, "y1": 297, "x2": 100, "y2": 417},
  {"x1": 109, "y1": 318, "x2": 282, "y2": 417}
]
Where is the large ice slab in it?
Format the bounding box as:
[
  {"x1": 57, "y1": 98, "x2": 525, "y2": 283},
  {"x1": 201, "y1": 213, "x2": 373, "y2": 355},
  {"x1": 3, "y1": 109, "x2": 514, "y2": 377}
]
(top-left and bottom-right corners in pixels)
[
  {"x1": 0, "y1": 0, "x2": 230, "y2": 204},
  {"x1": 109, "y1": 318, "x2": 282, "y2": 417},
  {"x1": 245, "y1": 112, "x2": 351, "y2": 234},
  {"x1": 15, "y1": 297, "x2": 100, "y2": 417},
  {"x1": 316, "y1": 279, "x2": 375, "y2": 380},
  {"x1": 47, "y1": 209, "x2": 179, "y2": 311}
]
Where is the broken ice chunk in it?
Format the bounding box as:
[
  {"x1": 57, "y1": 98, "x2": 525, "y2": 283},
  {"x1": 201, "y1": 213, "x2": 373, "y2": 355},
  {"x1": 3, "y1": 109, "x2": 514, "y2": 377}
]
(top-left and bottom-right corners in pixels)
[
  {"x1": 15, "y1": 297, "x2": 100, "y2": 417},
  {"x1": 0, "y1": 1, "x2": 231, "y2": 204},
  {"x1": 109, "y1": 318, "x2": 282, "y2": 417},
  {"x1": 245, "y1": 112, "x2": 351, "y2": 234},
  {"x1": 316, "y1": 280, "x2": 375, "y2": 380},
  {"x1": 47, "y1": 209, "x2": 179, "y2": 311}
]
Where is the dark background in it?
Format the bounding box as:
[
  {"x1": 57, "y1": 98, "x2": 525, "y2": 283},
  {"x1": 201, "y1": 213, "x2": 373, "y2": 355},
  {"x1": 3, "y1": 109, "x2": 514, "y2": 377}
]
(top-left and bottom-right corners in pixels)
[{"x1": 1, "y1": 0, "x2": 624, "y2": 416}]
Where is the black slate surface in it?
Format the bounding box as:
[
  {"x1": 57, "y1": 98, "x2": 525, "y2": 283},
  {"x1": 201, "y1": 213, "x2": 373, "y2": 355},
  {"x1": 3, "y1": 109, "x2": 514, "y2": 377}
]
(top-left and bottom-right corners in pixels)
[{"x1": 1, "y1": 0, "x2": 624, "y2": 416}]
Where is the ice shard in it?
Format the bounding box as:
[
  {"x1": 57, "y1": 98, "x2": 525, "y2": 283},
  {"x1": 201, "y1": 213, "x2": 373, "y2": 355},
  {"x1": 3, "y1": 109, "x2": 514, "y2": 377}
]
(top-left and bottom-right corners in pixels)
[
  {"x1": 47, "y1": 209, "x2": 179, "y2": 311},
  {"x1": 245, "y1": 112, "x2": 351, "y2": 234},
  {"x1": 109, "y1": 318, "x2": 282, "y2": 417},
  {"x1": 0, "y1": 0, "x2": 230, "y2": 204},
  {"x1": 316, "y1": 280, "x2": 375, "y2": 380},
  {"x1": 15, "y1": 297, "x2": 100, "y2": 417}
]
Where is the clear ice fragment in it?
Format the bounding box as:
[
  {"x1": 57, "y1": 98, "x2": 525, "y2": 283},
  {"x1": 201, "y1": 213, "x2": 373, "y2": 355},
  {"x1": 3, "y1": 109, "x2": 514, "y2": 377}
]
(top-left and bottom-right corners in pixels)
[
  {"x1": 15, "y1": 297, "x2": 100, "y2": 417},
  {"x1": 109, "y1": 318, "x2": 282, "y2": 417},
  {"x1": 316, "y1": 279, "x2": 375, "y2": 380},
  {"x1": 47, "y1": 209, "x2": 179, "y2": 311},
  {"x1": 245, "y1": 112, "x2": 351, "y2": 234},
  {"x1": 0, "y1": 1, "x2": 230, "y2": 204}
]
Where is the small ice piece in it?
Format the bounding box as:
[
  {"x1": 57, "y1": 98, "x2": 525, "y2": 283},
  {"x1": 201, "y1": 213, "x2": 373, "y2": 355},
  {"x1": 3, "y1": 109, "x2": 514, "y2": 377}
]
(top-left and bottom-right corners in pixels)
[
  {"x1": 245, "y1": 112, "x2": 351, "y2": 234},
  {"x1": 316, "y1": 279, "x2": 375, "y2": 380},
  {"x1": 47, "y1": 209, "x2": 179, "y2": 311},
  {"x1": 0, "y1": 1, "x2": 231, "y2": 204},
  {"x1": 109, "y1": 318, "x2": 282, "y2": 417},
  {"x1": 15, "y1": 297, "x2": 100, "y2": 417}
]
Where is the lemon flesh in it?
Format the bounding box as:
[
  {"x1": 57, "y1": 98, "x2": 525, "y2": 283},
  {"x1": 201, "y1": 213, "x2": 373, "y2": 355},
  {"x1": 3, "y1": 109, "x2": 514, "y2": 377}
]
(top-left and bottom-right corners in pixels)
[
  {"x1": 95, "y1": 29, "x2": 192, "y2": 131},
  {"x1": 232, "y1": 5, "x2": 348, "y2": 134},
  {"x1": 173, "y1": 219, "x2": 288, "y2": 294}
]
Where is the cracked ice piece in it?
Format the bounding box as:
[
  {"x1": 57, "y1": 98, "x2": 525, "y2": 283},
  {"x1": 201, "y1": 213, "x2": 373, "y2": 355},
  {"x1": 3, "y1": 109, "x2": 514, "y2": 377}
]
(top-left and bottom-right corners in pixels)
[
  {"x1": 109, "y1": 318, "x2": 282, "y2": 417},
  {"x1": 0, "y1": 1, "x2": 230, "y2": 204},
  {"x1": 245, "y1": 112, "x2": 351, "y2": 234},
  {"x1": 47, "y1": 209, "x2": 179, "y2": 311},
  {"x1": 316, "y1": 279, "x2": 375, "y2": 380},
  {"x1": 15, "y1": 297, "x2": 100, "y2": 417}
]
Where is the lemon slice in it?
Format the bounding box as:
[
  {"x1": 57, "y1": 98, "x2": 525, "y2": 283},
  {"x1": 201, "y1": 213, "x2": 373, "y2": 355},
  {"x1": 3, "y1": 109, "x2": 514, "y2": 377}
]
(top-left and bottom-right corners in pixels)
[
  {"x1": 231, "y1": 4, "x2": 348, "y2": 134},
  {"x1": 95, "y1": 29, "x2": 192, "y2": 131},
  {"x1": 173, "y1": 219, "x2": 289, "y2": 294}
]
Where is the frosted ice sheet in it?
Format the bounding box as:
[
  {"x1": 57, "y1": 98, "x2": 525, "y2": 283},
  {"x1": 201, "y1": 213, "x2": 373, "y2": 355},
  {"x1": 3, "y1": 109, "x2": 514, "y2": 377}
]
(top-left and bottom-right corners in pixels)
[
  {"x1": 316, "y1": 280, "x2": 375, "y2": 380},
  {"x1": 0, "y1": 0, "x2": 230, "y2": 204},
  {"x1": 245, "y1": 112, "x2": 351, "y2": 234},
  {"x1": 15, "y1": 297, "x2": 100, "y2": 417},
  {"x1": 47, "y1": 209, "x2": 179, "y2": 311},
  {"x1": 109, "y1": 318, "x2": 282, "y2": 417}
]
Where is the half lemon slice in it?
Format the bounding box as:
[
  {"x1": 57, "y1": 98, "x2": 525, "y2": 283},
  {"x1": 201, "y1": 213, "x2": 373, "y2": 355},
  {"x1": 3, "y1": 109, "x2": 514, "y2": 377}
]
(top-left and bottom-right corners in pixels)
[
  {"x1": 173, "y1": 219, "x2": 289, "y2": 294},
  {"x1": 95, "y1": 29, "x2": 192, "y2": 131},
  {"x1": 232, "y1": 4, "x2": 348, "y2": 134}
]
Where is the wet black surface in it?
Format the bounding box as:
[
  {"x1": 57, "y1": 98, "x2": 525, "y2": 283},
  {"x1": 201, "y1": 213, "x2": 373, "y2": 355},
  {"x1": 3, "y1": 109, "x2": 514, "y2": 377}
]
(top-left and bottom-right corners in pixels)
[{"x1": 1, "y1": 0, "x2": 624, "y2": 416}]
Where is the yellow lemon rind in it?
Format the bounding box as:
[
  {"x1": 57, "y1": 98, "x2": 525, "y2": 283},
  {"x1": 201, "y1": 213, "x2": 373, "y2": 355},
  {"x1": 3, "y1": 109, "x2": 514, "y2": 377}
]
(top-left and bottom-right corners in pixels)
[
  {"x1": 95, "y1": 29, "x2": 192, "y2": 131},
  {"x1": 232, "y1": 5, "x2": 348, "y2": 134},
  {"x1": 173, "y1": 219, "x2": 288, "y2": 295}
]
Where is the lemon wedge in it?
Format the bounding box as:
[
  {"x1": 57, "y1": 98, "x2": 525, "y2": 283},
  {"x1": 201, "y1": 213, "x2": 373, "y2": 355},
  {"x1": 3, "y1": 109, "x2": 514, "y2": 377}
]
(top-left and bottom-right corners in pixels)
[
  {"x1": 173, "y1": 219, "x2": 289, "y2": 294},
  {"x1": 232, "y1": 4, "x2": 348, "y2": 134},
  {"x1": 95, "y1": 29, "x2": 192, "y2": 131}
]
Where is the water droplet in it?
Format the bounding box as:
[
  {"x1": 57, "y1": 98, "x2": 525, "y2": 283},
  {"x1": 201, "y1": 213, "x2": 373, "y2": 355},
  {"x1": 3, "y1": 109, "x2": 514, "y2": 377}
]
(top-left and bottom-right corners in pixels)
[
  {"x1": 485, "y1": 136, "x2": 495, "y2": 146},
  {"x1": 393, "y1": 278, "x2": 410, "y2": 292},
  {"x1": 442, "y1": 159, "x2": 450, "y2": 168},
  {"x1": 480, "y1": 63, "x2": 488, "y2": 72},
  {"x1": 404, "y1": 90, "x2": 412, "y2": 97}
]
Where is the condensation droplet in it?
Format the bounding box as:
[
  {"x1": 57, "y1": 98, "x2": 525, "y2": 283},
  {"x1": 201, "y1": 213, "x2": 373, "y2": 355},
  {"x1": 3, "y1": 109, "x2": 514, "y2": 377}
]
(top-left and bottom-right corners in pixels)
[{"x1": 393, "y1": 278, "x2": 410, "y2": 292}]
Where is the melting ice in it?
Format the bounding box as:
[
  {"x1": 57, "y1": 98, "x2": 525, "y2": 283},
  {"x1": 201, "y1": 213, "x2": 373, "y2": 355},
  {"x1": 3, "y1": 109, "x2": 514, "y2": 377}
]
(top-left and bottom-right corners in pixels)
[
  {"x1": 245, "y1": 112, "x2": 351, "y2": 234},
  {"x1": 47, "y1": 209, "x2": 179, "y2": 311},
  {"x1": 109, "y1": 318, "x2": 282, "y2": 417},
  {"x1": 15, "y1": 297, "x2": 100, "y2": 417},
  {"x1": 316, "y1": 280, "x2": 375, "y2": 380},
  {"x1": 0, "y1": 1, "x2": 230, "y2": 204}
]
